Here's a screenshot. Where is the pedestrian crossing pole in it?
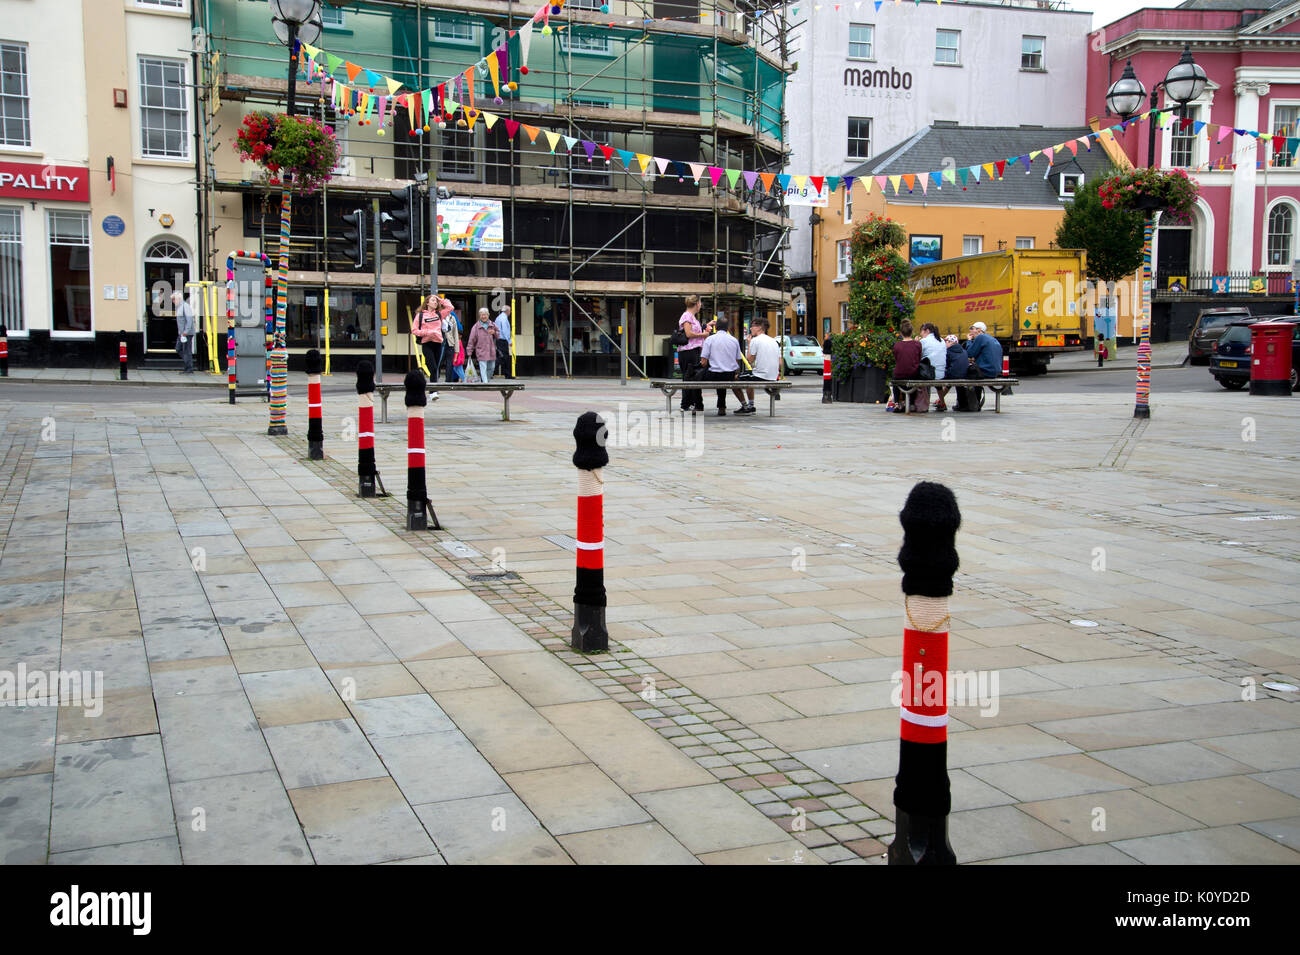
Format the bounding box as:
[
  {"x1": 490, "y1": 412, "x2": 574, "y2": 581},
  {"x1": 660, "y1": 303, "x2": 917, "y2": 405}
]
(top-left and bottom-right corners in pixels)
[
  {"x1": 571, "y1": 412, "x2": 609, "y2": 654},
  {"x1": 890, "y1": 480, "x2": 961, "y2": 866}
]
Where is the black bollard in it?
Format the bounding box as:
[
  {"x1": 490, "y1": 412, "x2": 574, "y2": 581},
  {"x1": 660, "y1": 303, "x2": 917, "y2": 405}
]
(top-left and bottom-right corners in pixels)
[
  {"x1": 405, "y1": 369, "x2": 431, "y2": 531},
  {"x1": 357, "y1": 361, "x2": 377, "y2": 498},
  {"x1": 890, "y1": 480, "x2": 961, "y2": 866},
  {"x1": 305, "y1": 348, "x2": 324, "y2": 460}
]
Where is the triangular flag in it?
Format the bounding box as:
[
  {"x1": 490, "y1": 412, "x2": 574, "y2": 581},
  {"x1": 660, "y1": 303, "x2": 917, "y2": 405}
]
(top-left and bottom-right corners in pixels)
[
  {"x1": 889, "y1": 174, "x2": 901, "y2": 193},
  {"x1": 902, "y1": 174, "x2": 915, "y2": 191},
  {"x1": 326, "y1": 53, "x2": 343, "y2": 76},
  {"x1": 777, "y1": 173, "x2": 791, "y2": 191},
  {"x1": 563, "y1": 135, "x2": 577, "y2": 152},
  {"x1": 983, "y1": 163, "x2": 995, "y2": 179},
  {"x1": 995, "y1": 160, "x2": 1006, "y2": 179},
  {"x1": 300, "y1": 42, "x2": 320, "y2": 58},
  {"x1": 810, "y1": 176, "x2": 824, "y2": 193},
  {"x1": 1193, "y1": 120, "x2": 1206, "y2": 135},
  {"x1": 958, "y1": 167, "x2": 968, "y2": 186},
  {"x1": 841, "y1": 175, "x2": 853, "y2": 193},
  {"x1": 636, "y1": 154, "x2": 652, "y2": 175},
  {"x1": 919, "y1": 177, "x2": 928, "y2": 195},
  {"x1": 345, "y1": 61, "x2": 362, "y2": 82},
  {"x1": 1019, "y1": 154, "x2": 1031, "y2": 171},
  {"x1": 942, "y1": 168, "x2": 956, "y2": 184},
  {"x1": 655, "y1": 156, "x2": 670, "y2": 175},
  {"x1": 1216, "y1": 125, "x2": 1232, "y2": 143},
  {"x1": 1065, "y1": 140, "x2": 1078, "y2": 155},
  {"x1": 759, "y1": 172, "x2": 776, "y2": 192},
  {"x1": 523, "y1": 124, "x2": 541, "y2": 143},
  {"x1": 584, "y1": 140, "x2": 598, "y2": 161},
  {"x1": 708, "y1": 166, "x2": 724, "y2": 187},
  {"x1": 742, "y1": 169, "x2": 758, "y2": 190},
  {"x1": 386, "y1": 77, "x2": 403, "y2": 95},
  {"x1": 825, "y1": 175, "x2": 839, "y2": 192},
  {"x1": 1043, "y1": 147, "x2": 1054, "y2": 164},
  {"x1": 599, "y1": 145, "x2": 614, "y2": 163},
  {"x1": 545, "y1": 130, "x2": 561, "y2": 152},
  {"x1": 505, "y1": 119, "x2": 520, "y2": 138},
  {"x1": 929, "y1": 171, "x2": 942, "y2": 188},
  {"x1": 616, "y1": 149, "x2": 635, "y2": 169},
  {"x1": 970, "y1": 165, "x2": 981, "y2": 184},
  {"x1": 792, "y1": 175, "x2": 807, "y2": 192},
  {"x1": 364, "y1": 69, "x2": 383, "y2": 90},
  {"x1": 725, "y1": 168, "x2": 741, "y2": 189},
  {"x1": 482, "y1": 111, "x2": 498, "y2": 130},
  {"x1": 874, "y1": 176, "x2": 886, "y2": 192}
]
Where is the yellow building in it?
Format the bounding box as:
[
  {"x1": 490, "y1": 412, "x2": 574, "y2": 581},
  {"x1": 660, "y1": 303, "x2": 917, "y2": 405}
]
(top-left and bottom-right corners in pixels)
[{"x1": 813, "y1": 124, "x2": 1118, "y2": 339}]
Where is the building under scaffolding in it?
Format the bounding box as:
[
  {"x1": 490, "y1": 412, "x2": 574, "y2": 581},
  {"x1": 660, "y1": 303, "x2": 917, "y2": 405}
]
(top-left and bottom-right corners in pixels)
[{"x1": 196, "y1": 0, "x2": 792, "y2": 376}]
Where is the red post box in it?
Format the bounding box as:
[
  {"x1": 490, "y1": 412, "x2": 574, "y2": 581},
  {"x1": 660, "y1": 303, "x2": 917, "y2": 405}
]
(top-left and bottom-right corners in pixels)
[{"x1": 1249, "y1": 322, "x2": 1294, "y2": 396}]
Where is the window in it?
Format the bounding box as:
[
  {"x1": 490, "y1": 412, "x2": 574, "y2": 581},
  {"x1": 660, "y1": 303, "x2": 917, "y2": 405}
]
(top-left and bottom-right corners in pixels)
[
  {"x1": 1021, "y1": 36, "x2": 1045, "y2": 71},
  {"x1": 1268, "y1": 204, "x2": 1293, "y2": 267},
  {"x1": 1169, "y1": 105, "x2": 1201, "y2": 168},
  {"x1": 139, "y1": 56, "x2": 188, "y2": 159},
  {"x1": 321, "y1": 5, "x2": 344, "y2": 27},
  {"x1": 48, "y1": 211, "x2": 91, "y2": 333},
  {"x1": 847, "y1": 117, "x2": 871, "y2": 160},
  {"x1": 843, "y1": 186, "x2": 853, "y2": 224},
  {"x1": 0, "y1": 42, "x2": 30, "y2": 148},
  {"x1": 568, "y1": 0, "x2": 603, "y2": 8},
  {"x1": 560, "y1": 31, "x2": 611, "y2": 55},
  {"x1": 136, "y1": 0, "x2": 184, "y2": 7},
  {"x1": 935, "y1": 30, "x2": 959, "y2": 65},
  {"x1": 1015, "y1": 236, "x2": 1035, "y2": 250},
  {"x1": 836, "y1": 239, "x2": 851, "y2": 279},
  {"x1": 1272, "y1": 105, "x2": 1300, "y2": 167},
  {"x1": 440, "y1": 128, "x2": 478, "y2": 181},
  {"x1": 848, "y1": 23, "x2": 874, "y2": 60},
  {"x1": 433, "y1": 21, "x2": 475, "y2": 43},
  {"x1": 839, "y1": 301, "x2": 849, "y2": 332},
  {"x1": 1060, "y1": 172, "x2": 1084, "y2": 197},
  {"x1": 963, "y1": 235, "x2": 983, "y2": 256},
  {"x1": 0, "y1": 207, "x2": 21, "y2": 331}
]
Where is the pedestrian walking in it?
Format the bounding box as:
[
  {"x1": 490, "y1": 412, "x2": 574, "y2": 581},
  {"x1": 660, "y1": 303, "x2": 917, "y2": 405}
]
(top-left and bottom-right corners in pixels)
[
  {"x1": 172, "y1": 291, "x2": 196, "y2": 374},
  {"x1": 467, "y1": 307, "x2": 499, "y2": 382},
  {"x1": 494, "y1": 307, "x2": 513, "y2": 378},
  {"x1": 413, "y1": 294, "x2": 445, "y2": 386}
]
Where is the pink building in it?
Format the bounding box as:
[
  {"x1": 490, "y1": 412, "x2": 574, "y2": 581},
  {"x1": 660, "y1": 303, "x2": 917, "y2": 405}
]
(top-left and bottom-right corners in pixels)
[{"x1": 1087, "y1": 0, "x2": 1300, "y2": 285}]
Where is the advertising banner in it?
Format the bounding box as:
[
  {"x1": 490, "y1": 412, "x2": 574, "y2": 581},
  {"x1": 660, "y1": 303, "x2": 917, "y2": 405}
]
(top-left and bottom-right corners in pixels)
[{"x1": 436, "y1": 197, "x2": 504, "y2": 252}]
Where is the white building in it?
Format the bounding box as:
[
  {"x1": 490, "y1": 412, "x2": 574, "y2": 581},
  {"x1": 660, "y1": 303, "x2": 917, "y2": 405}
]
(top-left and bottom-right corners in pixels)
[
  {"x1": 783, "y1": 0, "x2": 1092, "y2": 280},
  {"x1": 0, "y1": 0, "x2": 200, "y2": 365}
]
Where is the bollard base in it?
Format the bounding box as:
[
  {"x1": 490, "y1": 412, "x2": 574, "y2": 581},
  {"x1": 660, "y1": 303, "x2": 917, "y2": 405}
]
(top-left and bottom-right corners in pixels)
[
  {"x1": 571, "y1": 602, "x2": 609, "y2": 654},
  {"x1": 1133, "y1": 403, "x2": 1151, "y2": 420},
  {"x1": 888, "y1": 808, "x2": 956, "y2": 865},
  {"x1": 308, "y1": 441, "x2": 323, "y2": 460},
  {"x1": 120, "y1": 369, "x2": 128, "y2": 381},
  {"x1": 268, "y1": 425, "x2": 288, "y2": 436},
  {"x1": 407, "y1": 502, "x2": 428, "y2": 531},
  {"x1": 358, "y1": 476, "x2": 376, "y2": 498}
]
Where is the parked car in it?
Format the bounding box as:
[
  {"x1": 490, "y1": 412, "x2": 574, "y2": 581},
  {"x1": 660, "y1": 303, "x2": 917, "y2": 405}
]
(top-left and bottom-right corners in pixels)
[
  {"x1": 1188, "y1": 307, "x2": 1254, "y2": 364},
  {"x1": 776, "y1": 334, "x2": 823, "y2": 374},
  {"x1": 1210, "y1": 317, "x2": 1300, "y2": 391}
]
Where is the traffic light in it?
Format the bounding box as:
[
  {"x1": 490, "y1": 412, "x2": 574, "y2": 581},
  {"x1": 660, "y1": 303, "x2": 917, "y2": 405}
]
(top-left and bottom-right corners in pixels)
[
  {"x1": 386, "y1": 183, "x2": 421, "y2": 253},
  {"x1": 334, "y1": 208, "x2": 367, "y2": 269}
]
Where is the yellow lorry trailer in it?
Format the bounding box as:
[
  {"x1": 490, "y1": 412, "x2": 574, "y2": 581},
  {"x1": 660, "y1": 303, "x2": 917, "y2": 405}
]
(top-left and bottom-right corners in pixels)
[{"x1": 909, "y1": 249, "x2": 1087, "y2": 375}]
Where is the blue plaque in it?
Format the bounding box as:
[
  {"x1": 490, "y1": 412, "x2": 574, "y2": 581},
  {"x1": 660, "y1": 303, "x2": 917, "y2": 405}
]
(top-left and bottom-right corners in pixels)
[{"x1": 102, "y1": 215, "x2": 126, "y2": 237}]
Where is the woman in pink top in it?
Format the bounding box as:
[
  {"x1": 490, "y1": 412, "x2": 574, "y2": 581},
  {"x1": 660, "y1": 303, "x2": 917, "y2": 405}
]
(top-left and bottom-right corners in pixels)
[{"x1": 676, "y1": 294, "x2": 714, "y2": 412}]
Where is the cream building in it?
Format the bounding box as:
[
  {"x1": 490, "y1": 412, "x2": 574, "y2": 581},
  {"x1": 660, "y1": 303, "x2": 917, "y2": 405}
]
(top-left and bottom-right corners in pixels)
[{"x1": 0, "y1": 0, "x2": 200, "y2": 365}]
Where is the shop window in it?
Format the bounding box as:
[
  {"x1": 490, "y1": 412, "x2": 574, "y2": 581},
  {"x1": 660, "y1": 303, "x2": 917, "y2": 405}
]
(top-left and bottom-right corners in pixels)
[
  {"x1": 0, "y1": 206, "x2": 21, "y2": 331},
  {"x1": 49, "y1": 211, "x2": 91, "y2": 333}
]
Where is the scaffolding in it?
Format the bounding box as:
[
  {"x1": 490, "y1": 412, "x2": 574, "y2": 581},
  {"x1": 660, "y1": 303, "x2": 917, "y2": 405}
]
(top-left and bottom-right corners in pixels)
[{"x1": 195, "y1": 0, "x2": 792, "y2": 375}]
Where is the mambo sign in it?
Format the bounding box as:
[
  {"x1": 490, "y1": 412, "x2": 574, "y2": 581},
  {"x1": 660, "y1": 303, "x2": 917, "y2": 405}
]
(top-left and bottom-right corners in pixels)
[
  {"x1": 843, "y1": 66, "x2": 914, "y2": 90},
  {"x1": 0, "y1": 162, "x2": 90, "y2": 202}
]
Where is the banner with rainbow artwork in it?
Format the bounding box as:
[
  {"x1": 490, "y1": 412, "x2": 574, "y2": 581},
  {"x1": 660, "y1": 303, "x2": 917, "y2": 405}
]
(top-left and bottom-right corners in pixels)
[{"x1": 437, "y1": 197, "x2": 504, "y2": 252}]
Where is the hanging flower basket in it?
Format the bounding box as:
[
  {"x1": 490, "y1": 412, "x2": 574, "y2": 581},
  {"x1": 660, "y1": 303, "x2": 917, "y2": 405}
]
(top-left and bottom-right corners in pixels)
[
  {"x1": 236, "y1": 111, "x2": 340, "y2": 194},
  {"x1": 1098, "y1": 167, "x2": 1199, "y2": 224}
]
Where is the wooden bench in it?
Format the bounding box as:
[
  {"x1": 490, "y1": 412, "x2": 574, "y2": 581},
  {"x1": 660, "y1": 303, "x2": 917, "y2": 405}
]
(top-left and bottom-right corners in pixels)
[
  {"x1": 648, "y1": 378, "x2": 794, "y2": 417},
  {"x1": 888, "y1": 377, "x2": 1020, "y2": 415},
  {"x1": 374, "y1": 382, "x2": 525, "y2": 423}
]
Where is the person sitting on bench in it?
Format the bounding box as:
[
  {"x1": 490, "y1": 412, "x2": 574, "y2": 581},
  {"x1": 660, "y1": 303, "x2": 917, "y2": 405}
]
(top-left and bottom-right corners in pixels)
[
  {"x1": 958, "y1": 321, "x2": 1003, "y2": 412},
  {"x1": 698, "y1": 315, "x2": 749, "y2": 416}
]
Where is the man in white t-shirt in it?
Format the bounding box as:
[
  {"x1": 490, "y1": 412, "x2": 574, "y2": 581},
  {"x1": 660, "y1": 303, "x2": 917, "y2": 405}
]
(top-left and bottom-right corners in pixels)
[{"x1": 741, "y1": 316, "x2": 780, "y2": 415}]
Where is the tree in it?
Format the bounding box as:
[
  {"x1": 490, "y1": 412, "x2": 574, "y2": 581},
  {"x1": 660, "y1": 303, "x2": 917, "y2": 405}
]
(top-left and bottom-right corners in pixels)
[
  {"x1": 829, "y1": 214, "x2": 914, "y2": 381},
  {"x1": 1055, "y1": 174, "x2": 1144, "y2": 286}
]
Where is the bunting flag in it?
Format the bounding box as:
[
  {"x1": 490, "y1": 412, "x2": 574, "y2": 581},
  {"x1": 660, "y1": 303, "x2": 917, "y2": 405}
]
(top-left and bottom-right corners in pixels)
[
  {"x1": 741, "y1": 169, "x2": 757, "y2": 190},
  {"x1": 759, "y1": 172, "x2": 776, "y2": 192},
  {"x1": 710, "y1": 166, "x2": 724, "y2": 187},
  {"x1": 523, "y1": 124, "x2": 541, "y2": 143},
  {"x1": 505, "y1": 118, "x2": 520, "y2": 138},
  {"x1": 888, "y1": 174, "x2": 901, "y2": 194},
  {"x1": 617, "y1": 149, "x2": 635, "y2": 170},
  {"x1": 655, "y1": 156, "x2": 671, "y2": 176},
  {"x1": 563, "y1": 135, "x2": 578, "y2": 152},
  {"x1": 777, "y1": 173, "x2": 792, "y2": 191},
  {"x1": 902, "y1": 173, "x2": 914, "y2": 192},
  {"x1": 725, "y1": 168, "x2": 741, "y2": 189},
  {"x1": 545, "y1": 130, "x2": 561, "y2": 152},
  {"x1": 839, "y1": 175, "x2": 852, "y2": 193},
  {"x1": 793, "y1": 175, "x2": 807, "y2": 192},
  {"x1": 636, "y1": 154, "x2": 651, "y2": 175}
]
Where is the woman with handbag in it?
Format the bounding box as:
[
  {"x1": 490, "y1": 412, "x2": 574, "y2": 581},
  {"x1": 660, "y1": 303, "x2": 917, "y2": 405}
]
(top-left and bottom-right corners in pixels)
[{"x1": 673, "y1": 294, "x2": 713, "y2": 413}]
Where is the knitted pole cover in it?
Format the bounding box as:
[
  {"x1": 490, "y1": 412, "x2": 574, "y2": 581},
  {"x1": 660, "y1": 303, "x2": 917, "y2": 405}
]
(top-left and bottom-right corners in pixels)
[
  {"x1": 571, "y1": 412, "x2": 609, "y2": 653},
  {"x1": 891, "y1": 481, "x2": 961, "y2": 865},
  {"x1": 405, "y1": 370, "x2": 428, "y2": 514},
  {"x1": 305, "y1": 348, "x2": 324, "y2": 456},
  {"x1": 268, "y1": 190, "x2": 292, "y2": 432}
]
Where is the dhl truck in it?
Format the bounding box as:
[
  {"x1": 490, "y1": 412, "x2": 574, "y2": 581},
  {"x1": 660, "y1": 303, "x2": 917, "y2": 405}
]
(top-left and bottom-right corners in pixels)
[{"x1": 909, "y1": 249, "x2": 1087, "y2": 375}]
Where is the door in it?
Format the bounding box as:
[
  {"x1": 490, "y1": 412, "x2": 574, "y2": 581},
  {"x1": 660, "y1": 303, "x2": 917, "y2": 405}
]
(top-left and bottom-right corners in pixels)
[
  {"x1": 1156, "y1": 228, "x2": 1191, "y2": 286},
  {"x1": 143, "y1": 240, "x2": 191, "y2": 353}
]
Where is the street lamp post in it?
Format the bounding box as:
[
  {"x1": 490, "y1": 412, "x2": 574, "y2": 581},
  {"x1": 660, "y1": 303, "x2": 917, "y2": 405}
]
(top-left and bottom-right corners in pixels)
[
  {"x1": 1106, "y1": 45, "x2": 1208, "y2": 419},
  {"x1": 266, "y1": 1, "x2": 322, "y2": 436}
]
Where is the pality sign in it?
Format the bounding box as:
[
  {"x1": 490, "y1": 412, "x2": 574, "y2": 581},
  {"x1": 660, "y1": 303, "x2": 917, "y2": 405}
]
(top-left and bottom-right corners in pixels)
[
  {"x1": 843, "y1": 66, "x2": 913, "y2": 90},
  {"x1": 0, "y1": 162, "x2": 90, "y2": 202}
]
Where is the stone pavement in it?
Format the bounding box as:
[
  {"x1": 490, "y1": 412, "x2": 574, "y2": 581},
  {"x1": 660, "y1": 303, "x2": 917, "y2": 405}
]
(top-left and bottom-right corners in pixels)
[{"x1": 0, "y1": 376, "x2": 1297, "y2": 865}]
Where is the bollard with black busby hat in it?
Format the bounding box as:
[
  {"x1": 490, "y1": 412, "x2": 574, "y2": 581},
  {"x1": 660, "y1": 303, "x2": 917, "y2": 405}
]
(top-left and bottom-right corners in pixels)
[
  {"x1": 404, "y1": 369, "x2": 440, "y2": 531},
  {"x1": 356, "y1": 361, "x2": 379, "y2": 498},
  {"x1": 571, "y1": 411, "x2": 609, "y2": 653},
  {"x1": 889, "y1": 480, "x2": 960, "y2": 866},
  {"x1": 305, "y1": 348, "x2": 324, "y2": 460}
]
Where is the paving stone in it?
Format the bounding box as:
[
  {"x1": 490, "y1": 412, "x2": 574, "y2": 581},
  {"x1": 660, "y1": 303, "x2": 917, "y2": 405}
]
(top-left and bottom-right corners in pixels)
[
  {"x1": 263, "y1": 718, "x2": 386, "y2": 790},
  {"x1": 290, "y1": 777, "x2": 437, "y2": 865},
  {"x1": 635, "y1": 783, "x2": 791, "y2": 855},
  {"x1": 50, "y1": 736, "x2": 173, "y2": 853},
  {"x1": 558, "y1": 822, "x2": 699, "y2": 865},
  {"x1": 172, "y1": 770, "x2": 311, "y2": 864},
  {"x1": 155, "y1": 690, "x2": 275, "y2": 782},
  {"x1": 413, "y1": 792, "x2": 571, "y2": 865},
  {"x1": 0, "y1": 772, "x2": 52, "y2": 864},
  {"x1": 372, "y1": 731, "x2": 510, "y2": 805}
]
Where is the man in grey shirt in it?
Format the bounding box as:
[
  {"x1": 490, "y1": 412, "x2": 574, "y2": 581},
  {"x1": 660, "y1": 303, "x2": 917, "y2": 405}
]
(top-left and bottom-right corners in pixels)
[
  {"x1": 172, "y1": 290, "x2": 196, "y2": 373},
  {"x1": 698, "y1": 315, "x2": 750, "y2": 416}
]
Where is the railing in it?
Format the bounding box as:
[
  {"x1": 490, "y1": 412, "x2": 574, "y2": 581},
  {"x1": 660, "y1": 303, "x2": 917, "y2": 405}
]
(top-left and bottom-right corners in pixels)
[{"x1": 1152, "y1": 271, "x2": 1296, "y2": 298}]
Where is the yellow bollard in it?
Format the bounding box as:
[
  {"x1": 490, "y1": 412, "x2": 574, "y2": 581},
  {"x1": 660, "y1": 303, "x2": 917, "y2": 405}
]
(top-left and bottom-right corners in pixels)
[
  {"x1": 323, "y1": 288, "x2": 332, "y2": 375},
  {"x1": 510, "y1": 298, "x2": 517, "y2": 378}
]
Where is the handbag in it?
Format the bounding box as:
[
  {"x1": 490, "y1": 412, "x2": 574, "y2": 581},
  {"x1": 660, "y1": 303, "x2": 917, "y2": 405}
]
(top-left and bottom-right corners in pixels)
[
  {"x1": 670, "y1": 325, "x2": 689, "y2": 348},
  {"x1": 175, "y1": 337, "x2": 184, "y2": 357},
  {"x1": 918, "y1": 357, "x2": 935, "y2": 381},
  {"x1": 454, "y1": 342, "x2": 465, "y2": 366}
]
